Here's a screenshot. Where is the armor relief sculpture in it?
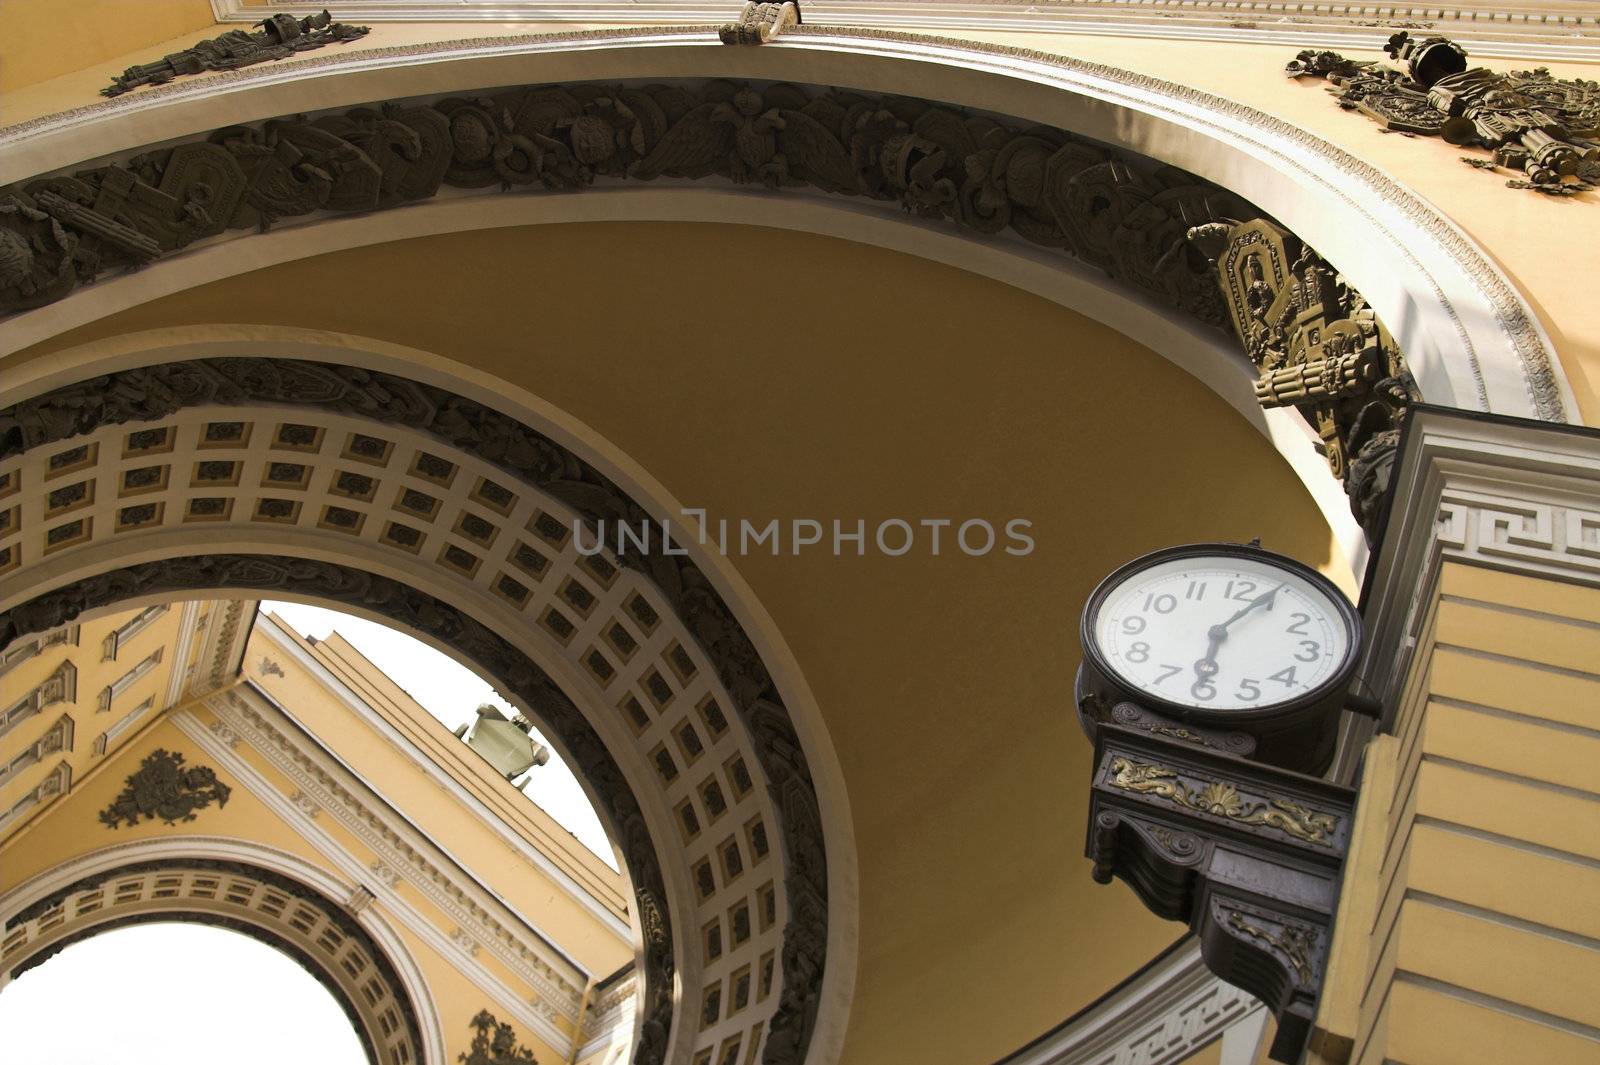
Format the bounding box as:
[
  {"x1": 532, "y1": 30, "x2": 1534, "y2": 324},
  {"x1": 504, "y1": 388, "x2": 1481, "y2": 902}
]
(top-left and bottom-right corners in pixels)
[{"x1": 1288, "y1": 31, "x2": 1600, "y2": 195}]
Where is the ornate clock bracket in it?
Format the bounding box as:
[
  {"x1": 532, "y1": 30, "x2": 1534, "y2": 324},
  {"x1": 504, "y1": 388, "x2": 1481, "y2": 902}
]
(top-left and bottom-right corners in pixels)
[{"x1": 1086, "y1": 710, "x2": 1355, "y2": 1063}]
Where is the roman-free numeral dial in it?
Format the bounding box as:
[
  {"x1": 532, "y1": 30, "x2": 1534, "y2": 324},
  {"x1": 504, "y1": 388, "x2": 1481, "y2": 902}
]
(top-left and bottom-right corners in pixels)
[{"x1": 1083, "y1": 546, "x2": 1359, "y2": 716}]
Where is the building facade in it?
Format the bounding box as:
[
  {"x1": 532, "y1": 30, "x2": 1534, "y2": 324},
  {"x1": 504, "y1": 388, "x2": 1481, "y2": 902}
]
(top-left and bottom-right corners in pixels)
[{"x1": 1, "y1": 4, "x2": 1598, "y2": 1064}]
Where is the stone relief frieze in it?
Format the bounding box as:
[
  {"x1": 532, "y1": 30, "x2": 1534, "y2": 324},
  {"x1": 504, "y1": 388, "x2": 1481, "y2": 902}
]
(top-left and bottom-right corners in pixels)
[{"x1": 0, "y1": 78, "x2": 1419, "y2": 530}]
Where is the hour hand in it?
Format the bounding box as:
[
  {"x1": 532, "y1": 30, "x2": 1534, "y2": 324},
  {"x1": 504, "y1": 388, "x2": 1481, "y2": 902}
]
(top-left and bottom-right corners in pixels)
[{"x1": 1194, "y1": 625, "x2": 1225, "y2": 680}]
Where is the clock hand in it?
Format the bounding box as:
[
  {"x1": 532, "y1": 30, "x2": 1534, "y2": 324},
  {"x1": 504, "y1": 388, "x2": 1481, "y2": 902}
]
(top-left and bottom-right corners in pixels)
[
  {"x1": 1216, "y1": 583, "x2": 1284, "y2": 632},
  {"x1": 1194, "y1": 585, "x2": 1282, "y2": 682}
]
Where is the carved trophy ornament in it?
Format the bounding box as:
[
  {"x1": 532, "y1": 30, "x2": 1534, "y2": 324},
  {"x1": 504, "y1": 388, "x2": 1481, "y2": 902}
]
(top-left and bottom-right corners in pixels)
[
  {"x1": 98, "y1": 748, "x2": 232, "y2": 828},
  {"x1": 1288, "y1": 32, "x2": 1600, "y2": 195},
  {"x1": 102, "y1": 10, "x2": 370, "y2": 98},
  {"x1": 460, "y1": 1010, "x2": 538, "y2": 1065},
  {"x1": 720, "y1": 2, "x2": 802, "y2": 45},
  {"x1": 1188, "y1": 219, "x2": 1419, "y2": 538}
]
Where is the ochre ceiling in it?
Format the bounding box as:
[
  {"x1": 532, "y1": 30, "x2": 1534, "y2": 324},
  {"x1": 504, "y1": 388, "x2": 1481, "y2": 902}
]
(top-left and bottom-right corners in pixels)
[{"x1": 12, "y1": 221, "x2": 1345, "y2": 1063}]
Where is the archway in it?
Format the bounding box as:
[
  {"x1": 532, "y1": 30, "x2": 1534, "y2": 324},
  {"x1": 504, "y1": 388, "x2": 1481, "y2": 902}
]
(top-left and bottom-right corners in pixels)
[
  {"x1": 0, "y1": 359, "x2": 834, "y2": 1065},
  {"x1": 0, "y1": 846, "x2": 438, "y2": 1065},
  {"x1": 0, "y1": 25, "x2": 1526, "y2": 1064}
]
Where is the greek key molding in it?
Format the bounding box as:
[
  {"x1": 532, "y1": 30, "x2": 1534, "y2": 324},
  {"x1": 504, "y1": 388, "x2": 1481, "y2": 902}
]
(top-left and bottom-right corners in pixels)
[
  {"x1": 1353, "y1": 408, "x2": 1600, "y2": 773},
  {"x1": 998, "y1": 940, "x2": 1260, "y2": 1065}
]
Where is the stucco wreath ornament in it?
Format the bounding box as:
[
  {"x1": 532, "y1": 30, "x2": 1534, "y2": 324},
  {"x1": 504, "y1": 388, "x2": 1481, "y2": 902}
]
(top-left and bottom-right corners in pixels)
[{"x1": 98, "y1": 748, "x2": 232, "y2": 828}]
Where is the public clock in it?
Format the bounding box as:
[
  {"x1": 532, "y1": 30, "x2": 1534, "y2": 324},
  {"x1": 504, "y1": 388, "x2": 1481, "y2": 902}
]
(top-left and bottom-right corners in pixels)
[{"x1": 1077, "y1": 543, "x2": 1362, "y2": 769}]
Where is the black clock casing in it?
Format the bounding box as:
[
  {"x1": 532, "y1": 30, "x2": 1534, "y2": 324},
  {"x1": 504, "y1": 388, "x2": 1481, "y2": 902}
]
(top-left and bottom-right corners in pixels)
[{"x1": 1076, "y1": 542, "x2": 1363, "y2": 773}]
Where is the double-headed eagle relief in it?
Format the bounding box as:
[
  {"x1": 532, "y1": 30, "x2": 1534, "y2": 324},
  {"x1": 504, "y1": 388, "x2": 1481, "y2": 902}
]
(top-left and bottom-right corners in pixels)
[
  {"x1": 1289, "y1": 32, "x2": 1600, "y2": 195},
  {"x1": 102, "y1": 9, "x2": 370, "y2": 98}
]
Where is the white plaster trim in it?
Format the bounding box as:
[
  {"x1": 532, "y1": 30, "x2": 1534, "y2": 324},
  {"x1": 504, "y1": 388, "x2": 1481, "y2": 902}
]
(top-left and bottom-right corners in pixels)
[
  {"x1": 173, "y1": 706, "x2": 577, "y2": 1056},
  {"x1": 210, "y1": 0, "x2": 1600, "y2": 60},
  {"x1": 192, "y1": 686, "x2": 595, "y2": 1010},
  {"x1": 1354, "y1": 410, "x2": 1600, "y2": 754},
  {"x1": 161, "y1": 599, "x2": 203, "y2": 710},
  {"x1": 0, "y1": 834, "x2": 449, "y2": 1065},
  {"x1": 999, "y1": 941, "x2": 1258, "y2": 1065},
  {"x1": 255, "y1": 612, "x2": 634, "y2": 943},
  {"x1": 0, "y1": 30, "x2": 1570, "y2": 432}
]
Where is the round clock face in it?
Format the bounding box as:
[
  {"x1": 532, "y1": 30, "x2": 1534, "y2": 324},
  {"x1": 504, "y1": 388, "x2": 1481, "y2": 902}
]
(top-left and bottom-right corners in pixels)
[{"x1": 1089, "y1": 550, "x2": 1356, "y2": 714}]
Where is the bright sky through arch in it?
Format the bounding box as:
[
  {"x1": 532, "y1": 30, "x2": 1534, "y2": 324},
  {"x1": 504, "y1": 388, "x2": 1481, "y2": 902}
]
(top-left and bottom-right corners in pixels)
[{"x1": 0, "y1": 923, "x2": 368, "y2": 1065}]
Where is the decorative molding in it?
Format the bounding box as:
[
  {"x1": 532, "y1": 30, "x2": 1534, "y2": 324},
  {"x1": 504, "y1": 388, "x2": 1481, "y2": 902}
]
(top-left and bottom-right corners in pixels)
[
  {"x1": 202, "y1": 689, "x2": 589, "y2": 1017},
  {"x1": 0, "y1": 77, "x2": 1254, "y2": 342},
  {"x1": 1287, "y1": 32, "x2": 1600, "y2": 195},
  {"x1": 1087, "y1": 724, "x2": 1354, "y2": 1063},
  {"x1": 996, "y1": 940, "x2": 1259, "y2": 1065},
  {"x1": 206, "y1": 1, "x2": 1600, "y2": 59},
  {"x1": 0, "y1": 835, "x2": 447, "y2": 1065},
  {"x1": 0, "y1": 357, "x2": 827, "y2": 1065},
  {"x1": 175, "y1": 705, "x2": 580, "y2": 1057},
  {"x1": 97, "y1": 748, "x2": 232, "y2": 828},
  {"x1": 0, "y1": 857, "x2": 424, "y2": 1065},
  {"x1": 0, "y1": 33, "x2": 1566, "y2": 427},
  {"x1": 291, "y1": 788, "x2": 323, "y2": 819},
  {"x1": 1103, "y1": 757, "x2": 1344, "y2": 848},
  {"x1": 1348, "y1": 408, "x2": 1600, "y2": 777}
]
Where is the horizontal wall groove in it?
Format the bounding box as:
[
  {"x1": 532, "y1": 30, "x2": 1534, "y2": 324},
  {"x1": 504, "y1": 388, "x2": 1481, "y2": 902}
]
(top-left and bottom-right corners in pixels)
[
  {"x1": 1432, "y1": 642, "x2": 1600, "y2": 684},
  {"x1": 1429, "y1": 695, "x2": 1600, "y2": 741},
  {"x1": 1440, "y1": 593, "x2": 1600, "y2": 634},
  {"x1": 1422, "y1": 752, "x2": 1600, "y2": 803},
  {"x1": 1393, "y1": 972, "x2": 1600, "y2": 1046},
  {"x1": 1404, "y1": 890, "x2": 1600, "y2": 954},
  {"x1": 1412, "y1": 816, "x2": 1600, "y2": 873}
]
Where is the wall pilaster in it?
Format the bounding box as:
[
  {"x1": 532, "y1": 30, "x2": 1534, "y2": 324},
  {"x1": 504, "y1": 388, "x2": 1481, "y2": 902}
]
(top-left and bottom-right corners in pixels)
[{"x1": 1314, "y1": 408, "x2": 1600, "y2": 1064}]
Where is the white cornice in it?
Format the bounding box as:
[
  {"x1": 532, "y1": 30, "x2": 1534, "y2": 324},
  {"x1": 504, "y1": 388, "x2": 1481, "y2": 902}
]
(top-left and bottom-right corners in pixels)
[
  {"x1": 1355, "y1": 409, "x2": 1600, "y2": 744},
  {"x1": 998, "y1": 940, "x2": 1259, "y2": 1065},
  {"x1": 195, "y1": 686, "x2": 598, "y2": 1002},
  {"x1": 175, "y1": 706, "x2": 578, "y2": 1055},
  {"x1": 256, "y1": 614, "x2": 633, "y2": 940},
  {"x1": 210, "y1": 1, "x2": 1600, "y2": 60}
]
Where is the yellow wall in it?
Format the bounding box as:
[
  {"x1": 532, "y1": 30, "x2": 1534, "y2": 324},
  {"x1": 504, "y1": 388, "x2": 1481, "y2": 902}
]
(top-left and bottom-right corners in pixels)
[
  {"x1": 0, "y1": 0, "x2": 215, "y2": 94},
  {"x1": 1317, "y1": 561, "x2": 1600, "y2": 1064},
  {"x1": 0, "y1": 713, "x2": 570, "y2": 1064},
  {"x1": 1, "y1": 605, "x2": 188, "y2": 839}
]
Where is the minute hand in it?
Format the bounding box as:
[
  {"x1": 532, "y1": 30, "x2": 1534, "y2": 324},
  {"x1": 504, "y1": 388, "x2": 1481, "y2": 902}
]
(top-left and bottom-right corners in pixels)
[
  {"x1": 1216, "y1": 583, "x2": 1284, "y2": 632},
  {"x1": 1194, "y1": 585, "x2": 1282, "y2": 682}
]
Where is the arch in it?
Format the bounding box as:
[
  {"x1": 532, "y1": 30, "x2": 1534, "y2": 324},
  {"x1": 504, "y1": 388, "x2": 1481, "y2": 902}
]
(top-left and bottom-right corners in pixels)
[
  {"x1": 0, "y1": 353, "x2": 851, "y2": 1065},
  {"x1": 0, "y1": 27, "x2": 1573, "y2": 428},
  {"x1": 0, "y1": 837, "x2": 443, "y2": 1065}
]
